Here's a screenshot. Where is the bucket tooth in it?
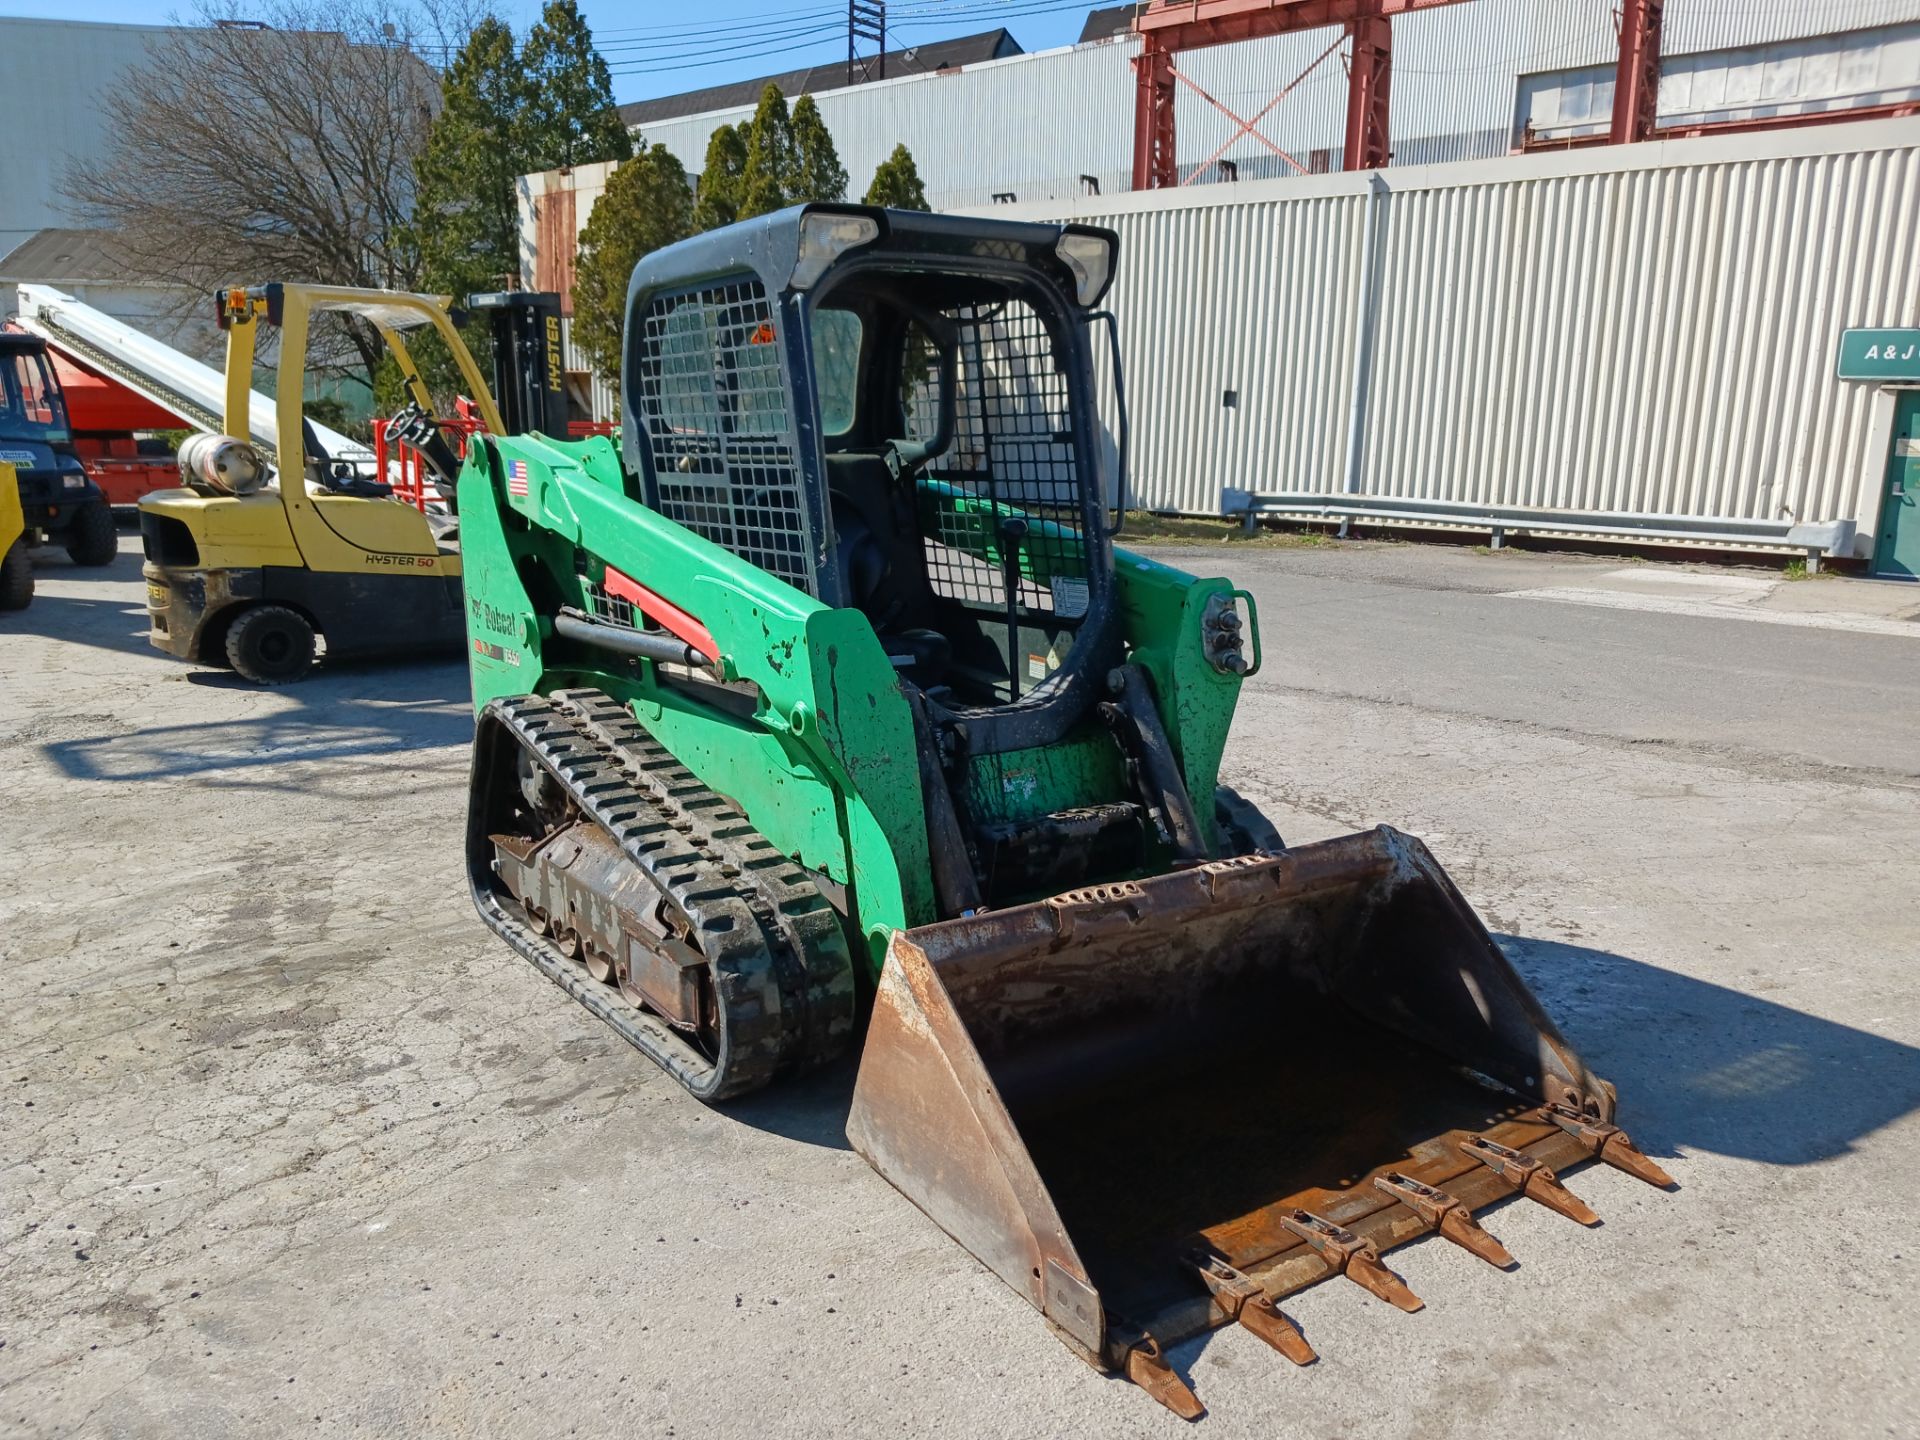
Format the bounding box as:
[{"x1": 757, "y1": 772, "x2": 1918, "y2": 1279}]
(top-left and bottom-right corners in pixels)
[
  {"x1": 1189, "y1": 1253, "x2": 1317, "y2": 1366},
  {"x1": 1236, "y1": 1298, "x2": 1319, "y2": 1367},
  {"x1": 1343, "y1": 1250, "x2": 1426, "y2": 1312},
  {"x1": 1114, "y1": 1329, "x2": 1205, "y2": 1421},
  {"x1": 1459, "y1": 1136, "x2": 1600, "y2": 1226},
  {"x1": 1542, "y1": 1104, "x2": 1676, "y2": 1189},
  {"x1": 1438, "y1": 1208, "x2": 1517, "y2": 1268},
  {"x1": 1372, "y1": 1172, "x2": 1515, "y2": 1269},
  {"x1": 1280, "y1": 1209, "x2": 1424, "y2": 1312}
]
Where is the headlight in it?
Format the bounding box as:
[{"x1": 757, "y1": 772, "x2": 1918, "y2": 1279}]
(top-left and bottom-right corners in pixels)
[
  {"x1": 791, "y1": 212, "x2": 880, "y2": 291},
  {"x1": 63, "y1": 474, "x2": 87, "y2": 490},
  {"x1": 1055, "y1": 230, "x2": 1115, "y2": 307}
]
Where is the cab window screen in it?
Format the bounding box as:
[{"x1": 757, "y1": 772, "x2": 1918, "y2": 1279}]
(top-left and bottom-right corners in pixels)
[
  {"x1": 631, "y1": 278, "x2": 816, "y2": 596},
  {"x1": 899, "y1": 321, "x2": 943, "y2": 446},
  {"x1": 918, "y1": 299, "x2": 1087, "y2": 621}
]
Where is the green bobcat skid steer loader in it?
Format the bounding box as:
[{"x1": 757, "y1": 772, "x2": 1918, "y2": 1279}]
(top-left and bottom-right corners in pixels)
[{"x1": 454, "y1": 206, "x2": 1670, "y2": 1418}]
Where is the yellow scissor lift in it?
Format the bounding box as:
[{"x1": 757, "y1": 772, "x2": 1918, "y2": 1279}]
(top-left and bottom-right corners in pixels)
[{"x1": 138, "y1": 284, "x2": 506, "y2": 682}]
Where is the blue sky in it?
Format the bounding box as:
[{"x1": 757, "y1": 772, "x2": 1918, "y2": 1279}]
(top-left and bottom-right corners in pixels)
[{"x1": 2, "y1": 0, "x2": 1098, "y2": 104}]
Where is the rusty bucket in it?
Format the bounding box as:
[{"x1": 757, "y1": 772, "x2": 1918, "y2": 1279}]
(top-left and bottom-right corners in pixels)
[{"x1": 847, "y1": 826, "x2": 1668, "y2": 1418}]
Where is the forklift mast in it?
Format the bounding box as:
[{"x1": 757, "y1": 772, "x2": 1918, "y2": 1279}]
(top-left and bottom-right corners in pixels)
[{"x1": 469, "y1": 292, "x2": 570, "y2": 440}]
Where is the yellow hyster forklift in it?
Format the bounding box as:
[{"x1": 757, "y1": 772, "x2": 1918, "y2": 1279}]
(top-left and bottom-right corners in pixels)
[
  {"x1": 138, "y1": 284, "x2": 564, "y2": 682},
  {"x1": 0, "y1": 461, "x2": 33, "y2": 610}
]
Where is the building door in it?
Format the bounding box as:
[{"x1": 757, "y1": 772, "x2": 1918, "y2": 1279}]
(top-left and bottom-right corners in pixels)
[{"x1": 1873, "y1": 389, "x2": 1920, "y2": 579}]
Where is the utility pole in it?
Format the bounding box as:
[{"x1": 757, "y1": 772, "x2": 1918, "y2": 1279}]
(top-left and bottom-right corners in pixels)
[{"x1": 848, "y1": 0, "x2": 886, "y2": 86}]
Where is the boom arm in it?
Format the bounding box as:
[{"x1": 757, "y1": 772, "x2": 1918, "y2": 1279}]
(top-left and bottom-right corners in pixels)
[{"x1": 459, "y1": 433, "x2": 939, "y2": 963}]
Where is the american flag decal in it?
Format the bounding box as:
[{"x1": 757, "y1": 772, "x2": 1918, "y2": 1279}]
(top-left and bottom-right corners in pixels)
[{"x1": 506, "y1": 459, "x2": 530, "y2": 496}]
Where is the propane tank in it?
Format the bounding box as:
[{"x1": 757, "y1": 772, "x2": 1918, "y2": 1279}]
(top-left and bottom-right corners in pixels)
[{"x1": 177, "y1": 434, "x2": 267, "y2": 495}]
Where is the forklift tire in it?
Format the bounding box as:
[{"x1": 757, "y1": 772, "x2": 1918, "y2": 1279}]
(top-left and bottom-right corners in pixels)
[
  {"x1": 0, "y1": 541, "x2": 32, "y2": 611},
  {"x1": 64, "y1": 499, "x2": 119, "y2": 567},
  {"x1": 225, "y1": 605, "x2": 316, "y2": 684}
]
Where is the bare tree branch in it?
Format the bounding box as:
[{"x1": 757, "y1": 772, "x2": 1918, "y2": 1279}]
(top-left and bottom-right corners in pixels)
[{"x1": 62, "y1": 0, "x2": 443, "y2": 384}]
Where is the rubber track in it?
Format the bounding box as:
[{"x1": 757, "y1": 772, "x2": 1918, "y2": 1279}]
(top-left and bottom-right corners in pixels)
[
  {"x1": 548, "y1": 689, "x2": 857, "y2": 1072},
  {"x1": 470, "y1": 693, "x2": 850, "y2": 1101}
]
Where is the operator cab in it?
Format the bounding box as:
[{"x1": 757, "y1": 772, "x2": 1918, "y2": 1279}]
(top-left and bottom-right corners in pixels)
[
  {"x1": 621, "y1": 206, "x2": 1123, "y2": 754},
  {"x1": 0, "y1": 331, "x2": 115, "y2": 565},
  {"x1": 809, "y1": 267, "x2": 1089, "y2": 706}
]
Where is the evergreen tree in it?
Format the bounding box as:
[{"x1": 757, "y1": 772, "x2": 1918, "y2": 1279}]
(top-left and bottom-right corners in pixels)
[
  {"x1": 520, "y1": 0, "x2": 633, "y2": 173},
  {"x1": 412, "y1": 18, "x2": 525, "y2": 303},
  {"x1": 691, "y1": 92, "x2": 851, "y2": 232},
  {"x1": 692, "y1": 125, "x2": 747, "y2": 232},
  {"x1": 864, "y1": 143, "x2": 929, "y2": 210},
  {"x1": 572, "y1": 144, "x2": 694, "y2": 386},
  {"x1": 786, "y1": 95, "x2": 847, "y2": 203},
  {"x1": 407, "y1": 17, "x2": 532, "y2": 400},
  {"x1": 738, "y1": 84, "x2": 795, "y2": 220}
]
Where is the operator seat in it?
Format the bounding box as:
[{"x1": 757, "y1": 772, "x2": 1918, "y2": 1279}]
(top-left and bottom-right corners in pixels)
[
  {"x1": 826, "y1": 452, "x2": 950, "y2": 685},
  {"x1": 304, "y1": 421, "x2": 393, "y2": 498}
]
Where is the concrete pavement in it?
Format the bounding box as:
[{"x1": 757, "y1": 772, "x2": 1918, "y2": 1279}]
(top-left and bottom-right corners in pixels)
[{"x1": 2, "y1": 534, "x2": 1915, "y2": 1438}]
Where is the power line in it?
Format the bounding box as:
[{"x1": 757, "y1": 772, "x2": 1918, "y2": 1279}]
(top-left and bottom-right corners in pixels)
[
  {"x1": 605, "y1": 30, "x2": 849, "y2": 76},
  {"x1": 602, "y1": 0, "x2": 1097, "y2": 79},
  {"x1": 595, "y1": 0, "x2": 843, "y2": 35},
  {"x1": 598, "y1": 0, "x2": 1088, "y2": 50},
  {"x1": 598, "y1": 19, "x2": 846, "y2": 56},
  {"x1": 891, "y1": 0, "x2": 1092, "y2": 30},
  {"x1": 606, "y1": 0, "x2": 1105, "y2": 74}
]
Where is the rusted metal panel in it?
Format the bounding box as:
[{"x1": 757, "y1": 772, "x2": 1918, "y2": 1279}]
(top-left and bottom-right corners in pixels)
[
  {"x1": 847, "y1": 933, "x2": 1104, "y2": 1357},
  {"x1": 533, "y1": 184, "x2": 578, "y2": 315}
]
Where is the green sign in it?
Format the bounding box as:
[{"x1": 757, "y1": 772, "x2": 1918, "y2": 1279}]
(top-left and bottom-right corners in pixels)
[{"x1": 1837, "y1": 328, "x2": 1920, "y2": 382}]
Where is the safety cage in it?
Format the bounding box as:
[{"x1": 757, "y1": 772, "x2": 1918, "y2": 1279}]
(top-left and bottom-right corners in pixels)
[
  {"x1": 618, "y1": 207, "x2": 1122, "y2": 748},
  {"x1": 623, "y1": 275, "x2": 821, "y2": 598}
]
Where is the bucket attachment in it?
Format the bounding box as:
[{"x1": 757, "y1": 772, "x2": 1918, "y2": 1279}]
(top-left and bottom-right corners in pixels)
[{"x1": 847, "y1": 826, "x2": 1671, "y2": 1418}]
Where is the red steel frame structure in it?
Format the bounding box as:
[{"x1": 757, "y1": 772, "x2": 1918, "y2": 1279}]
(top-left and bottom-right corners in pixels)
[
  {"x1": 1132, "y1": 0, "x2": 1912, "y2": 189},
  {"x1": 1609, "y1": 0, "x2": 1663, "y2": 144},
  {"x1": 1571, "y1": 0, "x2": 1918, "y2": 148},
  {"x1": 1130, "y1": 0, "x2": 1472, "y2": 190}
]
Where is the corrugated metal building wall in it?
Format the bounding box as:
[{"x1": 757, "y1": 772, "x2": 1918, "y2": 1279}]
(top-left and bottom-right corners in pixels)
[
  {"x1": 0, "y1": 19, "x2": 182, "y2": 260},
  {"x1": 519, "y1": 7, "x2": 1920, "y2": 557},
  {"x1": 612, "y1": 0, "x2": 1920, "y2": 208},
  {"x1": 973, "y1": 118, "x2": 1920, "y2": 555}
]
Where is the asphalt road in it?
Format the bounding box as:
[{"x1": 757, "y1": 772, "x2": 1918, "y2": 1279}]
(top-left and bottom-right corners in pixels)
[
  {"x1": 1145, "y1": 539, "x2": 1920, "y2": 780},
  {"x1": 2, "y1": 533, "x2": 1916, "y2": 1439}
]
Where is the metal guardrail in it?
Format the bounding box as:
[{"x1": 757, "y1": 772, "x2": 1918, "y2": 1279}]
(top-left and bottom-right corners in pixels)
[{"x1": 1220, "y1": 489, "x2": 1858, "y2": 570}]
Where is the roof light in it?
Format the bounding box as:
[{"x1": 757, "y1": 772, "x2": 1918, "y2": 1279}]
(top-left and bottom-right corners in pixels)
[
  {"x1": 791, "y1": 213, "x2": 880, "y2": 290},
  {"x1": 1055, "y1": 230, "x2": 1114, "y2": 307}
]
